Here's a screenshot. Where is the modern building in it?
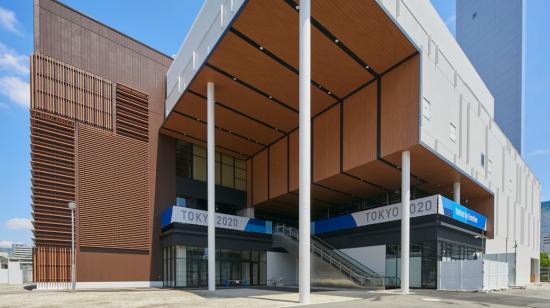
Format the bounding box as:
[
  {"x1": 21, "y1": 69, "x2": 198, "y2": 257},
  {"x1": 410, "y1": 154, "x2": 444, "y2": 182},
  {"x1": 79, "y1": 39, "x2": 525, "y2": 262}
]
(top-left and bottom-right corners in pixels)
[
  {"x1": 542, "y1": 201, "x2": 550, "y2": 254},
  {"x1": 31, "y1": 0, "x2": 540, "y2": 293},
  {"x1": 456, "y1": 0, "x2": 525, "y2": 154},
  {"x1": 0, "y1": 244, "x2": 33, "y2": 284}
]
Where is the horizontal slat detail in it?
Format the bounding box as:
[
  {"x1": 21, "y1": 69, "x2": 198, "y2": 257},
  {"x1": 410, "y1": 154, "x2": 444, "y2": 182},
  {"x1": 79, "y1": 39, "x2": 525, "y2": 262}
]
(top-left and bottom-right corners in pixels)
[
  {"x1": 115, "y1": 83, "x2": 149, "y2": 142},
  {"x1": 77, "y1": 124, "x2": 150, "y2": 251},
  {"x1": 31, "y1": 111, "x2": 75, "y2": 247}
]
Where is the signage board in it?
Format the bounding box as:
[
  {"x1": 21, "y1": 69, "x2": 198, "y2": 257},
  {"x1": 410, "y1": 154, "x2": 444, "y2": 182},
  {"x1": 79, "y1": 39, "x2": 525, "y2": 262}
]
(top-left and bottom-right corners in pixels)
[
  {"x1": 311, "y1": 195, "x2": 486, "y2": 234},
  {"x1": 161, "y1": 206, "x2": 272, "y2": 234},
  {"x1": 439, "y1": 196, "x2": 487, "y2": 230}
]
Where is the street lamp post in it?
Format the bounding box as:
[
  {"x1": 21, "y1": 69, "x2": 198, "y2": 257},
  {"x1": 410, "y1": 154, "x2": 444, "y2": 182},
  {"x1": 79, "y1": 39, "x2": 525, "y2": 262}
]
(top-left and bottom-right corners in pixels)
[{"x1": 68, "y1": 201, "x2": 76, "y2": 291}]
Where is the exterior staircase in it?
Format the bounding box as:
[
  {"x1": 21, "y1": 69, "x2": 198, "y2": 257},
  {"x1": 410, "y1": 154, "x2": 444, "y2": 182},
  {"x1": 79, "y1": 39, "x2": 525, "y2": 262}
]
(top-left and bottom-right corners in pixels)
[{"x1": 272, "y1": 225, "x2": 385, "y2": 289}]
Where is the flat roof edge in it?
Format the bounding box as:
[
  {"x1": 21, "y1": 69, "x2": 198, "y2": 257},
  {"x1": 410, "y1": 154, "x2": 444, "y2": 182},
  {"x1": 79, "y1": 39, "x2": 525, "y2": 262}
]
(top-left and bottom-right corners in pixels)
[{"x1": 165, "y1": 0, "x2": 247, "y2": 118}]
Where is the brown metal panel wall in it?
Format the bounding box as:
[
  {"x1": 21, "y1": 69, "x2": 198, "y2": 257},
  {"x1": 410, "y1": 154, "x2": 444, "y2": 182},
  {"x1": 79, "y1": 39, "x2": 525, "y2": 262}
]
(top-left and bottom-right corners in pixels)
[
  {"x1": 34, "y1": 0, "x2": 174, "y2": 281},
  {"x1": 76, "y1": 248, "x2": 151, "y2": 282},
  {"x1": 77, "y1": 124, "x2": 150, "y2": 250},
  {"x1": 313, "y1": 106, "x2": 341, "y2": 182},
  {"x1": 35, "y1": 0, "x2": 171, "y2": 116},
  {"x1": 31, "y1": 53, "x2": 113, "y2": 130},
  {"x1": 31, "y1": 110, "x2": 75, "y2": 246},
  {"x1": 380, "y1": 55, "x2": 420, "y2": 157}
]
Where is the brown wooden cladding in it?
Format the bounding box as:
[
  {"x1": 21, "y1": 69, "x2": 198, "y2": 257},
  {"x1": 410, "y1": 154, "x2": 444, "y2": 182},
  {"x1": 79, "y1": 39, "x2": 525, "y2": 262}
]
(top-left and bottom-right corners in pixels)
[
  {"x1": 466, "y1": 196, "x2": 494, "y2": 238},
  {"x1": 269, "y1": 137, "x2": 288, "y2": 199},
  {"x1": 246, "y1": 55, "x2": 419, "y2": 207},
  {"x1": 252, "y1": 150, "x2": 269, "y2": 205},
  {"x1": 343, "y1": 82, "x2": 377, "y2": 171},
  {"x1": 313, "y1": 106, "x2": 340, "y2": 182},
  {"x1": 115, "y1": 83, "x2": 149, "y2": 142},
  {"x1": 31, "y1": 53, "x2": 113, "y2": 130},
  {"x1": 77, "y1": 124, "x2": 150, "y2": 251},
  {"x1": 380, "y1": 55, "x2": 420, "y2": 157},
  {"x1": 33, "y1": 246, "x2": 71, "y2": 283},
  {"x1": 31, "y1": 110, "x2": 75, "y2": 246},
  {"x1": 288, "y1": 131, "x2": 299, "y2": 192}
]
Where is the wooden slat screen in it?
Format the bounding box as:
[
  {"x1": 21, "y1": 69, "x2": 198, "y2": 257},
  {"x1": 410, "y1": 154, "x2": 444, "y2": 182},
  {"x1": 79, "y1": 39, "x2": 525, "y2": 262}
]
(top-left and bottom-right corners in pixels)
[
  {"x1": 115, "y1": 83, "x2": 149, "y2": 142},
  {"x1": 77, "y1": 124, "x2": 150, "y2": 251},
  {"x1": 31, "y1": 53, "x2": 113, "y2": 130},
  {"x1": 33, "y1": 245, "x2": 71, "y2": 283},
  {"x1": 31, "y1": 110, "x2": 75, "y2": 246}
]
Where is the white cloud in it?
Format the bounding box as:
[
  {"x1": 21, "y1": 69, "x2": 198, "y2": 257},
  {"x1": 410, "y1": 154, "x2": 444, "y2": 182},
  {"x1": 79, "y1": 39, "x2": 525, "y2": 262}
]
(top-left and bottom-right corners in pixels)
[
  {"x1": 0, "y1": 76, "x2": 29, "y2": 108},
  {"x1": 445, "y1": 15, "x2": 456, "y2": 27},
  {"x1": 0, "y1": 240, "x2": 14, "y2": 249},
  {"x1": 526, "y1": 149, "x2": 550, "y2": 157},
  {"x1": 0, "y1": 43, "x2": 28, "y2": 75},
  {"x1": 5, "y1": 218, "x2": 33, "y2": 231},
  {"x1": 0, "y1": 6, "x2": 21, "y2": 35}
]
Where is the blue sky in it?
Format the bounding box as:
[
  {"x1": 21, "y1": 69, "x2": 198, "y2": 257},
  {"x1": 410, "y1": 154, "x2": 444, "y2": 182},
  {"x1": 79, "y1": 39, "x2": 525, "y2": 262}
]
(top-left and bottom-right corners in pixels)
[{"x1": 0, "y1": 0, "x2": 548, "y2": 247}]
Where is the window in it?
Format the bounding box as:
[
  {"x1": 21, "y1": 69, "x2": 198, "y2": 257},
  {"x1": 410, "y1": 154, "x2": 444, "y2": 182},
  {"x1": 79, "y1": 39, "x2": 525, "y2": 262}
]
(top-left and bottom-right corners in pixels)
[
  {"x1": 176, "y1": 141, "x2": 247, "y2": 191},
  {"x1": 488, "y1": 159, "x2": 493, "y2": 174},
  {"x1": 480, "y1": 153, "x2": 485, "y2": 167}
]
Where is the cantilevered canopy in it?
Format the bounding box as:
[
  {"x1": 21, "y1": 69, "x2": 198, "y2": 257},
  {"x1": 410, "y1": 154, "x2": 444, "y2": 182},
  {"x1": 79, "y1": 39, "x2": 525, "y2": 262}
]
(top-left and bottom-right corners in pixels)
[
  {"x1": 162, "y1": 0, "x2": 414, "y2": 157},
  {"x1": 162, "y1": 0, "x2": 493, "y2": 223}
]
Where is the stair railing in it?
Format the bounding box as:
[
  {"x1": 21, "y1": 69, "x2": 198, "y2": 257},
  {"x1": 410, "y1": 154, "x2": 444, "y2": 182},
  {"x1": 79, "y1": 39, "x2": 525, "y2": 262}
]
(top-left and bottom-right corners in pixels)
[{"x1": 273, "y1": 224, "x2": 384, "y2": 288}]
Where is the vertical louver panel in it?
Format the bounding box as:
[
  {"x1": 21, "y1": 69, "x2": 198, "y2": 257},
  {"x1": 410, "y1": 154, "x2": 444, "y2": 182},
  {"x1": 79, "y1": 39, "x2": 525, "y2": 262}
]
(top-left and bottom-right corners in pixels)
[
  {"x1": 77, "y1": 124, "x2": 150, "y2": 251},
  {"x1": 115, "y1": 84, "x2": 149, "y2": 142},
  {"x1": 33, "y1": 246, "x2": 71, "y2": 283},
  {"x1": 30, "y1": 111, "x2": 75, "y2": 246},
  {"x1": 31, "y1": 53, "x2": 113, "y2": 130}
]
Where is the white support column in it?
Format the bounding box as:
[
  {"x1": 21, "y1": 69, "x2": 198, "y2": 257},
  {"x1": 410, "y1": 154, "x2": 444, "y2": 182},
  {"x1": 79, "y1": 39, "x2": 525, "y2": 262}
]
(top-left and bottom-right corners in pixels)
[
  {"x1": 299, "y1": 0, "x2": 311, "y2": 304},
  {"x1": 453, "y1": 182, "x2": 461, "y2": 203},
  {"x1": 401, "y1": 151, "x2": 410, "y2": 294},
  {"x1": 207, "y1": 82, "x2": 216, "y2": 292}
]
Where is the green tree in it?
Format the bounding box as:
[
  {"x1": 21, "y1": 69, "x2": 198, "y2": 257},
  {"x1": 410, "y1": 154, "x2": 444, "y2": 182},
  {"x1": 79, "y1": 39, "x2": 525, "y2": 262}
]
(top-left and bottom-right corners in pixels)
[{"x1": 541, "y1": 252, "x2": 550, "y2": 268}]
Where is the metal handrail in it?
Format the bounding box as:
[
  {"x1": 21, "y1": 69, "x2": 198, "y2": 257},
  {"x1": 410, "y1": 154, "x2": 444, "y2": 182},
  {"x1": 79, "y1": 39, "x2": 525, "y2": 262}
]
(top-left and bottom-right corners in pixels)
[
  {"x1": 311, "y1": 233, "x2": 381, "y2": 278},
  {"x1": 273, "y1": 225, "x2": 384, "y2": 288}
]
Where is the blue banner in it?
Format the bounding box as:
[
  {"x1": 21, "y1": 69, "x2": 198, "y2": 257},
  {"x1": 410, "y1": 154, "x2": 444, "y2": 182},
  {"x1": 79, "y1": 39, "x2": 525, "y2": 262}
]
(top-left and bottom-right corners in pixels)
[
  {"x1": 440, "y1": 196, "x2": 486, "y2": 230},
  {"x1": 311, "y1": 195, "x2": 487, "y2": 234}
]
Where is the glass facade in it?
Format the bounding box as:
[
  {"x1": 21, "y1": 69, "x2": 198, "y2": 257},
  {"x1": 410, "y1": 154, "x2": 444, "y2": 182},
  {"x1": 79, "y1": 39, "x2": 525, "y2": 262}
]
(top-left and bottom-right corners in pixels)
[
  {"x1": 176, "y1": 141, "x2": 247, "y2": 191},
  {"x1": 385, "y1": 240, "x2": 481, "y2": 289},
  {"x1": 385, "y1": 241, "x2": 437, "y2": 289},
  {"x1": 163, "y1": 246, "x2": 267, "y2": 288}
]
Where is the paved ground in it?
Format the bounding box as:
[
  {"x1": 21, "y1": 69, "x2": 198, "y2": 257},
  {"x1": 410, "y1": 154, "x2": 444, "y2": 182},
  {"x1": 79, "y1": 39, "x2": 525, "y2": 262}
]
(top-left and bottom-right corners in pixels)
[
  {"x1": 0, "y1": 286, "x2": 359, "y2": 308},
  {"x1": 1, "y1": 284, "x2": 549, "y2": 307},
  {"x1": 304, "y1": 284, "x2": 550, "y2": 308}
]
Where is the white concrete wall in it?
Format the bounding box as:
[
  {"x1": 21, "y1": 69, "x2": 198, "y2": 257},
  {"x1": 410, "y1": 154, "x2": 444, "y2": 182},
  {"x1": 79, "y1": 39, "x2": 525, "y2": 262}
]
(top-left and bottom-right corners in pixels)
[
  {"x1": 340, "y1": 245, "x2": 386, "y2": 277},
  {"x1": 266, "y1": 252, "x2": 297, "y2": 286},
  {"x1": 7, "y1": 261, "x2": 22, "y2": 284},
  {"x1": 377, "y1": 0, "x2": 541, "y2": 286},
  {"x1": 0, "y1": 269, "x2": 8, "y2": 284}
]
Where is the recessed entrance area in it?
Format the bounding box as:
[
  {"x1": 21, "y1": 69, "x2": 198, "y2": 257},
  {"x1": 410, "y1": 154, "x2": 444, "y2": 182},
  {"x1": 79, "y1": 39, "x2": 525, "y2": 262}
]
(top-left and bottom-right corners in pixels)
[{"x1": 163, "y1": 246, "x2": 267, "y2": 288}]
